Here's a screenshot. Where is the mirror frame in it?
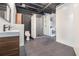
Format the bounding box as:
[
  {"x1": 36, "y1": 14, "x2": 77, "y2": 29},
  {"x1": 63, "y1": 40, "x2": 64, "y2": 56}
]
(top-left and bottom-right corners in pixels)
[{"x1": 3, "y1": 3, "x2": 11, "y2": 23}]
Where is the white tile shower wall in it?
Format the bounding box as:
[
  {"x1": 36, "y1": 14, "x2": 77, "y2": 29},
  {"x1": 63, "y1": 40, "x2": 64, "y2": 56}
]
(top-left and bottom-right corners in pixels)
[{"x1": 31, "y1": 14, "x2": 36, "y2": 38}]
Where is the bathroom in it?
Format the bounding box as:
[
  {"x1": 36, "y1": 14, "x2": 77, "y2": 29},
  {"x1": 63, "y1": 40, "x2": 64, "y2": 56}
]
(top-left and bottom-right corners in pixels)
[
  {"x1": 15, "y1": 3, "x2": 56, "y2": 40},
  {"x1": 0, "y1": 3, "x2": 56, "y2": 56},
  {"x1": 0, "y1": 3, "x2": 77, "y2": 56}
]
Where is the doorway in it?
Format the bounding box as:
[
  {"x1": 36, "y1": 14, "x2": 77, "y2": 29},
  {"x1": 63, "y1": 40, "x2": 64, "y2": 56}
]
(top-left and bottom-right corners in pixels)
[{"x1": 22, "y1": 14, "x2": 31, "y2": 38}]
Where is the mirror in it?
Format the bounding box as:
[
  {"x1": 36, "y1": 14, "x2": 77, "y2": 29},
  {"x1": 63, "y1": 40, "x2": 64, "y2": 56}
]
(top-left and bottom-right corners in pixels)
[{"x1": 0, "y1": 3, "x2": 11, "y2": 23}]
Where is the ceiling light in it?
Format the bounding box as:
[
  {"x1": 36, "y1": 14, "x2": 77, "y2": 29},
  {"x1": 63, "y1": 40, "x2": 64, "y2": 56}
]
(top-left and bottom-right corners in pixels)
[{"x1": 22, "y1": 4, "x2": 26, "y2": 7}]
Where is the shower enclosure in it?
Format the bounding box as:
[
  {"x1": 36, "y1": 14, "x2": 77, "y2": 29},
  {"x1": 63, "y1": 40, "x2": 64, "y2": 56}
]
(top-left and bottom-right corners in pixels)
[
  {"x1": 31, "y1": 13, "x2": 56, "y2": 39},
  {"x1": 31, "y1": 14, "x2": 44, "y2": 38}
]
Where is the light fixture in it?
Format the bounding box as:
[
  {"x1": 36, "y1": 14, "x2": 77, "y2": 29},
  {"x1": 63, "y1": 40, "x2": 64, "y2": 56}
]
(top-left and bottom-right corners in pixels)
[{"x1": 21, "y1": 4, "x2": 26, "y2": 7}]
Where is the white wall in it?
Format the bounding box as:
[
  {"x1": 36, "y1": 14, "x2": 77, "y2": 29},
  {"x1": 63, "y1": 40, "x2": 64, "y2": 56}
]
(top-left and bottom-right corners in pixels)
[
  {"x1": 36, "y1": 14, "x2": 43, "y2": 36},
  {"x1": 0, "y1": 17, "x2": 9, "y2": 31},
  {"x1": 73, "y1": 4, "x2": 79, "y2": 55},
  {"x1": 11, "y1": 24, "x2": 24, "y2": 46},
  {"x1": 31, "y1": 14, "x2": 36, "y2": 38},
  {"x1": 56, "y1": 4, "x2": 75, "y2": 47},
  {"x1": 43, "y1": 13, "x2": 50, "y2": 36},
  {"x1": 8, "y1": 3, "x2": 16, "y2": 24},
  {"x1": 56, "y1": 4, "x2": 79, "y2": 55}
]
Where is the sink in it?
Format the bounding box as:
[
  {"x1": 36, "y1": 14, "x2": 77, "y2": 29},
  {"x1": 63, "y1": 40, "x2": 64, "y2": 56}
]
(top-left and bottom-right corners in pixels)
[{"x1": 0, "y1": 30, "x2": 19, "y2": 37}]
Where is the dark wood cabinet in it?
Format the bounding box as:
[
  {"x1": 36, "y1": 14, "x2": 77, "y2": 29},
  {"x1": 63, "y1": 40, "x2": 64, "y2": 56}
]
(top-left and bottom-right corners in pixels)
[{"x1": 0, "y1": 36, "x2": 19, "y2": 56}]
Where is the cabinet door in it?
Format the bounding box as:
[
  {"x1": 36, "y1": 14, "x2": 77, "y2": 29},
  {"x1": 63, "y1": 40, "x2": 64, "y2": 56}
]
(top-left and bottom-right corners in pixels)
[{"x1": 0, "y1": 36, "x2": 19, "y2": 56}]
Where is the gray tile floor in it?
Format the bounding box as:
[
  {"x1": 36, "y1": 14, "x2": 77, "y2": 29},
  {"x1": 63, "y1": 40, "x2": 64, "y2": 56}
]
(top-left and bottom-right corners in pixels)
[
  {"x1": 20, "y1": 46, "x2": 26, "y2": 56},
  {"x1": 20, "y1": 36, "x2": 76, "y2": 56}
]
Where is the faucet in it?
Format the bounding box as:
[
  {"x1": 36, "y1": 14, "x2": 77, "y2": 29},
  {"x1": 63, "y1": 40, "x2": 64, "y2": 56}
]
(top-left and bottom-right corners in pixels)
[{"x1": 3, "y1": 24, "x2": 11, "y2": 31}]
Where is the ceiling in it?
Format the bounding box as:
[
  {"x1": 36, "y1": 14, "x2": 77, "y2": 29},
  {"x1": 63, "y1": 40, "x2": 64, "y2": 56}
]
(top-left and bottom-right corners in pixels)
[{"x1": 16, "y1": 3, "x2": 60, "y2": 14}]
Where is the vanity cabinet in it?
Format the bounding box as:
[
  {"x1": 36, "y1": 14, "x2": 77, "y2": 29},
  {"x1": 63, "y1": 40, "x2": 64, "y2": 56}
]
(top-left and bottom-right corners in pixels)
[{"x1": 0, "y1": 36, "x2": 19, "y2": 56}]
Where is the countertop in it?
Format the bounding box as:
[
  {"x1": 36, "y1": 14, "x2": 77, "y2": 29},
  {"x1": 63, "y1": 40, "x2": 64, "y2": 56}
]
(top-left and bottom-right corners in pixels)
[{"x1": 0, "y1": 30, "x2": 20, "y2": 37}]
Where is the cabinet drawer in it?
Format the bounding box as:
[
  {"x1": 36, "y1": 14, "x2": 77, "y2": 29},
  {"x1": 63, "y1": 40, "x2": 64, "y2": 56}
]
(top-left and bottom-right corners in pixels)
[{"x1": 0, "y1": 40, "x2": 19, "y2": 51}]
